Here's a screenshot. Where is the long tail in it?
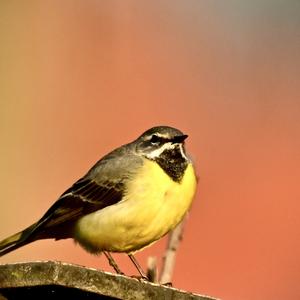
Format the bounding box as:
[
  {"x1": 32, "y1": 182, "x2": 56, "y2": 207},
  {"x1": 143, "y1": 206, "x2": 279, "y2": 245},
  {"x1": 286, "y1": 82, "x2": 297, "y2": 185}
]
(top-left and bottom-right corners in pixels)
[{"x1": 0, "y1": 223, "x2": 37, "y2": 257}]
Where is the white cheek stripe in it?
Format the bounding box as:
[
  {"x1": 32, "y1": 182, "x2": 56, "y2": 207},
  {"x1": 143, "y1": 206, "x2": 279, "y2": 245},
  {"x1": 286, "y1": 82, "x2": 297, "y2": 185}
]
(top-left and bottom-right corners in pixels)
[
  {"x1": 179, "y1": 143, "x2": 189, "y2": 160},
  {"x1": 146, "y1": 142, "x2": 175, "y2": 159},
  {"x1": 146, "y1": 142, "x2": 188, "y2": 160}
]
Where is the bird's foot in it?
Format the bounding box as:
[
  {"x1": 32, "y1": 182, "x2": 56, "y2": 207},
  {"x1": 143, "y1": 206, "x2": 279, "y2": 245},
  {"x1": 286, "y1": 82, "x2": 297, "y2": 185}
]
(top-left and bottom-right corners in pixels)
[
  {"x1": 130, "y1": 274, "x2": 149, "y2": 282},
  {"x1": 162, "y1": 282, "x2": 173, "y2": 287}
]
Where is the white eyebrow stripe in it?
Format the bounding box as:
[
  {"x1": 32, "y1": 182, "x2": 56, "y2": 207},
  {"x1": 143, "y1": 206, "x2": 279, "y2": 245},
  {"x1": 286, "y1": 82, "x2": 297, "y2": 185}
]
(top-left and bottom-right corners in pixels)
[{"x1": 155, "y1": 133, "x2": 169, "y2": 138}]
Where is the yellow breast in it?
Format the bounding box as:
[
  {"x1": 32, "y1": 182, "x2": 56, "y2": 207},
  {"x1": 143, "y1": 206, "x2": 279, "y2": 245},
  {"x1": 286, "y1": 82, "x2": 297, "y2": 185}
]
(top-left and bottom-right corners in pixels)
[{"x1": 74, "y1": 159, "x2": 197, "y2": 254}]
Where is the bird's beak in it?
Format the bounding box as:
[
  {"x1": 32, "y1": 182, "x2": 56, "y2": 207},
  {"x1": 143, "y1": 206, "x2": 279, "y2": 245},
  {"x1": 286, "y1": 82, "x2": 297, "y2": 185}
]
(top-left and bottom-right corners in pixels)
[{"x1": 172, "y1": 134, "x2": 188, "y2": 144}]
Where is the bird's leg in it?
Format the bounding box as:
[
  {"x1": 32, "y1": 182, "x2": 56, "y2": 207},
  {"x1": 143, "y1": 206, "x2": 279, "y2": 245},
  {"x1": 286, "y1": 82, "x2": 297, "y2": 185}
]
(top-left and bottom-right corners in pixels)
[
  {"x1": 103, "y1": 251, "x2": 124, "y2": 275},
  {"x1": 128, "y1": 253, "x2": 148, "y2": 280}
]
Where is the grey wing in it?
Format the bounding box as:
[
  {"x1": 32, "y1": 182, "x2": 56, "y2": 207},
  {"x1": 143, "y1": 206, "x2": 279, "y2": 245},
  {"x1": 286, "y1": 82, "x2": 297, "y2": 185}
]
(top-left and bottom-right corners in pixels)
[{"x1": 31, "y1": 147, "x2": 143, "y2": 239}]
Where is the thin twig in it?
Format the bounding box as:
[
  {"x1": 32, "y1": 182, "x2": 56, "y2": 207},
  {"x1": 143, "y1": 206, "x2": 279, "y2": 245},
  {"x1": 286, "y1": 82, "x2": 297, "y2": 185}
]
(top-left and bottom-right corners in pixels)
[
  {"x1": 159, "y1": 218, "x2": 186, "y2": 284},
  {"x1": 147, "y1": 256, "x2": 158, "y2": 283}
]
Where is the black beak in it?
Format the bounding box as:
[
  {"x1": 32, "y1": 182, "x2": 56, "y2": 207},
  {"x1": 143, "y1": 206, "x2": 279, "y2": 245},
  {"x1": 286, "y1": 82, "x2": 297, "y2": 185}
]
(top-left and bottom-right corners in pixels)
[{"x1": 172, "y1": 134, "x2": 188, "y2": 144}]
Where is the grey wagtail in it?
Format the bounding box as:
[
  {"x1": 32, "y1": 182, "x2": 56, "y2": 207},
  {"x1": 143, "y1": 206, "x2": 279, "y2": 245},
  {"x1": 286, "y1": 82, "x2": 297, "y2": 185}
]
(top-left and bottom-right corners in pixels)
[{"x1": 0, "y1": 126, "x2": 197, "y2": 278}]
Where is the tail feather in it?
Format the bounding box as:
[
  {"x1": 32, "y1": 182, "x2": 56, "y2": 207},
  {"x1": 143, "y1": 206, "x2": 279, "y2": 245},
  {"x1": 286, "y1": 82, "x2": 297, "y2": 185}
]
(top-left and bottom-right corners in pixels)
[{"x1": 0, "y1": 223, "x2": 37, "y2": 257}]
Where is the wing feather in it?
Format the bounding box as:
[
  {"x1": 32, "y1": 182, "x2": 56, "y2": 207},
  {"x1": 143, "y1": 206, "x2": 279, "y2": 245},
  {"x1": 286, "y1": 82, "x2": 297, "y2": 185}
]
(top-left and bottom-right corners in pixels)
[
  {"x1": 29, "y1": 146, "x2": 143, "y2": 239},
  {"x1": 32, "y1": 178, "x2": 124, "y2": 238}
]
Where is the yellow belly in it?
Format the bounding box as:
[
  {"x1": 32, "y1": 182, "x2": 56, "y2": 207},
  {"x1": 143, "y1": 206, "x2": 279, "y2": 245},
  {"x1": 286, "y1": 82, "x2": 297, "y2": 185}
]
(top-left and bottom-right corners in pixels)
[{"x1": 74, "y1": 159, "x2": 197, "y2": 253}]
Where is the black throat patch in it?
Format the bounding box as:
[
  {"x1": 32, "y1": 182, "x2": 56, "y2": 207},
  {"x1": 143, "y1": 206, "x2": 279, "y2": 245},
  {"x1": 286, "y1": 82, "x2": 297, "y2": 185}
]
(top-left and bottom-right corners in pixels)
[{"x1": 153, "y1": 146, "x2": 188, "y2": 183}]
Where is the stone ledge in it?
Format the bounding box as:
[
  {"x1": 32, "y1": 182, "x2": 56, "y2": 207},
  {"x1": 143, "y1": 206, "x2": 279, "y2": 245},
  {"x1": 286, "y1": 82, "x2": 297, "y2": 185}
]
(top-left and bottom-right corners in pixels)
[{"x1": 0, "y1": 261, "x2": 217, "y2": 300}]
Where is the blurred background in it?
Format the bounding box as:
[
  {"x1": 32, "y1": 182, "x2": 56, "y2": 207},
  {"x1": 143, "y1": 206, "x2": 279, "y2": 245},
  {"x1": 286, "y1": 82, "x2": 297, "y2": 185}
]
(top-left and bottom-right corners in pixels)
[{"x1": 0, "y1": 1, "x2": 299, "y2": 299}]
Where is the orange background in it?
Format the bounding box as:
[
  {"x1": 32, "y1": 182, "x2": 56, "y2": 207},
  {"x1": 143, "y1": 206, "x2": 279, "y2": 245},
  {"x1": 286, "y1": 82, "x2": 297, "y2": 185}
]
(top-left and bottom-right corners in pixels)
[{"x1": 0, "y1": 2, "x2": 300, "y2": 299}]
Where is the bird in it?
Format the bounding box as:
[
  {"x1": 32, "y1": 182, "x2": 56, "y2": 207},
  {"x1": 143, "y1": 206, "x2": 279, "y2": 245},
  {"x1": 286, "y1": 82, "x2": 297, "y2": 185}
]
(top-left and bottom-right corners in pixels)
[{"x1": 0, "y1": 125, "x2": 197, "y2": 278}]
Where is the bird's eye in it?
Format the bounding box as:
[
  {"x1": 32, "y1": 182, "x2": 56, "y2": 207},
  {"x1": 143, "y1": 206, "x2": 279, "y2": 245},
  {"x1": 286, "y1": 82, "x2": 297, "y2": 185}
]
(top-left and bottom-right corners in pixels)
[{"x1": 150, "y1": 134, "x2": 160, "y2": 145}]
